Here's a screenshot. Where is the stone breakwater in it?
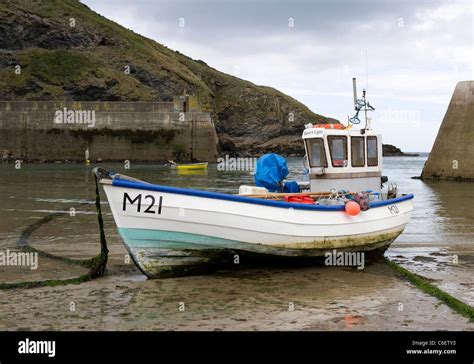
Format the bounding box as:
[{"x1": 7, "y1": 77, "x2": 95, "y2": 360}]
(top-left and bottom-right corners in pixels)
[
  {"x1": 421, "y1": 81, "x2": 474, "y2": 181},
  {"x1": 0, "y1": 101, "x2": 218, "y2": 163}
]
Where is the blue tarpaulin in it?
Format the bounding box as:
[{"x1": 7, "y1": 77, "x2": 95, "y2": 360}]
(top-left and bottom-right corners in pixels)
[
  {"x1": 254, "y1": 154, "x2": 289, "y2": 192},
  {"x1": 283, "y1": 181, "x2": 300, "y2": 193}
]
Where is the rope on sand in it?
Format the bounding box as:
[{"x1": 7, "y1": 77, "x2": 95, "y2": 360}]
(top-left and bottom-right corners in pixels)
[
  {"x1": 0, "y1": 173, "x2": 109, "y2": 290},
  {"x1": 384, "y1": 257, "x2": 474, "y2": 322}
]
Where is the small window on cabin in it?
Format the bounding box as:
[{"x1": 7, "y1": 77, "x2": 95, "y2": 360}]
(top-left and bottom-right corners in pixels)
[
  {"x1": 328, "y1": 136, "x2": 347, "y2": 168},
  {"x1": 351, "y1": 137, "x2": 365, "y2": 167},
  {"x1": 367, "y1": 136, "x2": 378, "y2": 166},
  {"x1": 307, "y1": 138, "x2": 327, "y2": 168}
]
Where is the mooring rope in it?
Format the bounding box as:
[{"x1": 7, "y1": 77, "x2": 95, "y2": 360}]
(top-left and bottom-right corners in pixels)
[
  {"x1": 0, "y1": 173, "x2": 109, "y2": 289},
  {"x1": 384, "y1": 257, "x2": 474, "y2": 322}
]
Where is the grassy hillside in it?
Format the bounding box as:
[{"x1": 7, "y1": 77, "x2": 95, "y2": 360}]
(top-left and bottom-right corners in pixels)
[{"x1": 0, "y1": 0, "x2": 334, "y2": 155}]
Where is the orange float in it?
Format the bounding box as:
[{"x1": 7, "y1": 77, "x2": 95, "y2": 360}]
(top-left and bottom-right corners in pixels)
[
  {"x1": 345, "y1": 201, "x2": 361, "y2": 216},
  {"x1": 314, "y1": 123, "x2": 346, "y2": 130}
]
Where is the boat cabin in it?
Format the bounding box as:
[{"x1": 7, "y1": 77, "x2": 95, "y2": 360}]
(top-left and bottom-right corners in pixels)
[{"x1": 303, "y1": 125, "x2": 383, "y2": 193}]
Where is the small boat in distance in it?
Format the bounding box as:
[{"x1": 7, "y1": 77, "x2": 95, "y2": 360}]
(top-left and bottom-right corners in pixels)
[{"x1": 168, "y1": 160, "x2": 208, "y2": 171}]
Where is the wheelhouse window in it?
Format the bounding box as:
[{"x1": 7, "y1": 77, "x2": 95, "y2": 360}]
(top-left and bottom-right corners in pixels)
[
  {"x1": 351, "y1": 137, "x2": 365, "y2": 167},
  {"x1": 367, "y1": 136, "x2": 378, "y2": 166},
  {"x1": 327, "y1": 136, "x2": 347, "y2": 168},
  {"x1": 307, "y1": 138, "x2": 327, "y2": 168}
]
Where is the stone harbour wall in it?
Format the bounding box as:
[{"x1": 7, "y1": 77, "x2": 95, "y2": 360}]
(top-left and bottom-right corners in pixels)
[{"x1": 0, "y1": 101, "x2": 218, "y2": 162}]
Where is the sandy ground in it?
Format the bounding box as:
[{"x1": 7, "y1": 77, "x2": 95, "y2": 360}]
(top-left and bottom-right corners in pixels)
[
  {"x1": 388, "y1": 244, "x2": 474, "y2": 306},
  {"x1": 0, "y1": 237, "x2": 473, "y2": 331}
]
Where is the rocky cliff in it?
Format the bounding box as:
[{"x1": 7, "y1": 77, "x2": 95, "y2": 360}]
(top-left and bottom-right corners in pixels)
[
  {"x1": 382, "y1": 144, "x2": 418, "y2": 157},
  {"x1": 421, "y1": 81, "x2": 474, "y2": 180},
  {"x1": 0, "y1": 0, "x2": 335, "y2": 156}
]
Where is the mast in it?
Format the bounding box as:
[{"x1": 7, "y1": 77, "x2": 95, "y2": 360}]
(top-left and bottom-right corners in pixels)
[
  {"x1": 350, "y1": 77, "x2": 374, "y2": 130},
  {"x1": 363, "y1": 89, "x2": 368, "y2": 129},
  {"x1": 364, "y1": 50, "x2": 369, "y2": 129}
]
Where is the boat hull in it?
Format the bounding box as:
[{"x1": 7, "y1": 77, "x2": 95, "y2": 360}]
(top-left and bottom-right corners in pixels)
[
  {"x1": 118, "y1": 227, "x2": 403, "y2": 278},
  {"x1": 102, "y1": 179, "x2": 414, "y2": 278}
]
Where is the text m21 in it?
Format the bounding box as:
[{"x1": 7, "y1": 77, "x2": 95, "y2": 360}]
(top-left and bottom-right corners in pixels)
[{"x1": 123, "y1": 193, "x2": 163, "y2": 214}]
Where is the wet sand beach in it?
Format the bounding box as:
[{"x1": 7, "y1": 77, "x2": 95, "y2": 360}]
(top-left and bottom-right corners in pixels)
[
  {"x1": 1, "y1": 251, "x2": 473, "y2": 330},
  {"x1": 1, "y1": 249, "x2": 473, "y2": 331}
]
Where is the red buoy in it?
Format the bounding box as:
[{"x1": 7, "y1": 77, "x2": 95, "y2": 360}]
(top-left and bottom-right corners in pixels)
[{"x1": 345, "y1": 201, "x2": 360, "y2": 216}]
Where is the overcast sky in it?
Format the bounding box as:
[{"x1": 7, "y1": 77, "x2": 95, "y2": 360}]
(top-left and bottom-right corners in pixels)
[{"x1": 82, "y1": 0, "x2": 473, "y2": 152}]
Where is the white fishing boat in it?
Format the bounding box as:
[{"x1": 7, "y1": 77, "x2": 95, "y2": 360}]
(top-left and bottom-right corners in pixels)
[{"x1": 94, "y1": 79, "x2": 414, "y2": 278}]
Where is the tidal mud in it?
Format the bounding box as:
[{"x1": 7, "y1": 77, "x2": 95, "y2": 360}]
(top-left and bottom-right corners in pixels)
[{"x1": 1, "y1": 253, "x2": 473, "y2": 331}]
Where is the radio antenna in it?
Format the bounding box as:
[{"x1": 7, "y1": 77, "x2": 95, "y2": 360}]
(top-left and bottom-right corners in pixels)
[
  {"x1": 365, "y1": 50, "x2": 368, "y2": 95},
  {"x1": 352, "y1": 77, "x2": 357, "y2": 108}
]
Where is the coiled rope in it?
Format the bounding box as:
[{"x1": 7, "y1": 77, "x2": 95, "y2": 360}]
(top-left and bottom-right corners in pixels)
[{"x1": 0, "y1": 172, "x2": 108, "y2": 289}]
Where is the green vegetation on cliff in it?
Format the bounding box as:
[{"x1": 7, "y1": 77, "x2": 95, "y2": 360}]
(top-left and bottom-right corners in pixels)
[{"x1": 0, "y1": 0, "x2": 333, "y2": 155}]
